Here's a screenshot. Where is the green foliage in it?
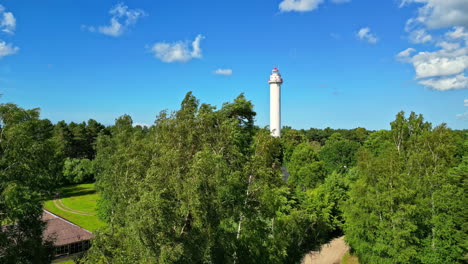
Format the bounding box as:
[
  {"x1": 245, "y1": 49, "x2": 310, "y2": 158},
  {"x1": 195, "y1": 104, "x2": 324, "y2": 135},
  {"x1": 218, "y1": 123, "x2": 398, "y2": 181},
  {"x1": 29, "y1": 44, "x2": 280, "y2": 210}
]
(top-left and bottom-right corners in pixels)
[
  {"x1": 344, "y1": 111, "x2": 467, "y2": 264},
  {"x1": 83, "y1": 93, "x2": 330, "y2": 264},
  {"x1": 319, "y1": 133, "x2": 360, "y2": 174},
  {"x1": 53, "y1": 119, "x2": 106, "y2": 160},
  {"x1": 305, "y1": 169, "x2": 357, "y2": 235},
  {"x1": 62, "y1": 158, "x2": 95, "y2": 184},
  {"x1": 281, "y1": 128, "x2": 308, "y2": 163},
  {"x1": 52, "y1": 119, "x2": 106, "y2": 186},
  {"x1": 303, "y1": 127, "x2": 371, "y2": 145},
  {"x1": 0, "y1": 103, "x2": 55, "y2": 263},
  {"x1": 286, "y1": 142, "x2": 326, "y2": 189}
]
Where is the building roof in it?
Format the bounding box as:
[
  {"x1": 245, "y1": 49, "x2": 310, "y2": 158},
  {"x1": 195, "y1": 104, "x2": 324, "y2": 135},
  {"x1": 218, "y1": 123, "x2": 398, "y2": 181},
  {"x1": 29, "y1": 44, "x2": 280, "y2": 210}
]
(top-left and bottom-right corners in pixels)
[{"x1": 42, "y1": 210, "x2": 94, "y2": 246}]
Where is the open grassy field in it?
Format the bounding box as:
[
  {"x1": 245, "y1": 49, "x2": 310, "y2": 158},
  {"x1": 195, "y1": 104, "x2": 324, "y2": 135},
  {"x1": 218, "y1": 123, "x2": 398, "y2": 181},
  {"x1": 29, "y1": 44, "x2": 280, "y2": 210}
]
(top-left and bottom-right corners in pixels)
[{"x1": 43, "y1": 183, "x2": 106, "y2": 232}]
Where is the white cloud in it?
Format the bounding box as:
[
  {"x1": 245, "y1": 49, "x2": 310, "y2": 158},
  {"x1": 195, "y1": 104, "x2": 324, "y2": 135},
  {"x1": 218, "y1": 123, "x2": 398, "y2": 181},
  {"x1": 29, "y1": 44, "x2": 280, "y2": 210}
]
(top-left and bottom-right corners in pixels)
[
  {"x1": 401, "y1": 0, "x2": 468, "y2": 29},
  {"x1": 398, "y1": 1, "x2": 468, "y2": 91},
  {"x1": 87, "y1": 3, "x2": 146, "y2": 37},
  {"x1": 408, "y1": 29, "x2": 432, "y2": 43},
  {"x1": 356, "y1": 27, "x2": 378, "y2": 44},
  {"x1": 446, "y1": 26, "x2": 468, "y2": 40},
  {"x1": 419, "y1": 74, "x2": 468, "y2": 91},
  {"x1": 400, "y1": 44, "x2": 468, "y2": 90},
  {"x1": 436, "y1": 41, "x2": 460, "y2": 51},
  {"x1": 81, "y1": 25, "x2": 96, "y2": 32},
  {"x1": 411, "y1": 48, "x2": 468, "y2": 79},
  {"x1": 0, "y1": 40, "x2": 19, "y2": 58},
  {"x1": 279, "y1": 0, "x2": 324, "y2": 12},
  {"x1": 213, "y1": 69, "x2": 233, "y2": 76},
  {"x1": 397, "y1": 48, "x2": 416, "y2": 62},
  {"x1": 0, "y1": 5, "x2": 15, "y2": 34},
  {"x1": 456, "y1": 112, "x2": 468, "y2": 120},
  {"x1": 464, "y1": 99, "x2": 468, "y2": 106},
  {"x1": 150, "y1": 34, "x2": 205, "y2": 63},
  {"x1": 191, "y1": 34, "x2": 203, "y2": 59}
]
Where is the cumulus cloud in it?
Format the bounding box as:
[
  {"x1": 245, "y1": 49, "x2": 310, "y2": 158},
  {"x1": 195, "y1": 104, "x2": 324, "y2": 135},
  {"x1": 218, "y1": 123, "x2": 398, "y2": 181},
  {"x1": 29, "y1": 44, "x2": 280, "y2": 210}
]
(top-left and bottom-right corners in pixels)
[
  {"x1": 436, "y1": 41, "x2": 460, "y2": 51},
  {"x1": 0, "y1": 5, "x2": 16, "y2": 34},
  {"x1": 418, "y1": 74, "x2": 468, "y2": 91},
  {"x1": 213, "y1": 69, "x2": 233, "y2": 76},
  {"x1": 398, "y1": 1, "x2": 468, "y2": 91},
  {"x1": 446, "y1": 26, "x2": 468, "y2": 40},
  {"x1": 397, "y1": 43, "x2": 468, "y2": 90},
  {"x1": 408, "y1": 29, "x2": 432, "y2": 43},
  {"x1": 401, "y1": 0, "x2": 468, "y2": 29},
  {"x1": 464, "y1": 99, "x2": 468, "y2": 106},
  {"x1": 411, "y1": 48, "x2": 468, "y2": 79},
  {"x1": 150, "y1": 34, "x2": 205, "y2": 63},
  {"x1": 86, "y1": 3, "x2": 146, "y2": 37},
  {"x1": 279, "y1": 0, "x2": 324, "y2": 12},
  {"x1": 456, "y1": 112, "x2": 468, "y2": 120},
  {"x1": 278, "y1": 0, "x2": 350, "y2": 12},
  {"x1": 356, "y1": 27, "x2": 378, "y2": 44},
  {"x1": 0, "y1": 40, "x2": 19, "y2": 58},
  {"x1": 396, "y1": 48, "x2": 416, "y2": 62}
]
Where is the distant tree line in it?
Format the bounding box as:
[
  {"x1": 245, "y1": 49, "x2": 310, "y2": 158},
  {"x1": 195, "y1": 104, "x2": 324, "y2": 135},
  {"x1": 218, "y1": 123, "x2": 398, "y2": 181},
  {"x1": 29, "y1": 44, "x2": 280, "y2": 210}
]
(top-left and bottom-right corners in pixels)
[
  {"x1": 53, "y1": 119, "x2": 108, "y2": 184},
  {"x1": 0, "y1": 94, "x2": 466, "y2": 264}
]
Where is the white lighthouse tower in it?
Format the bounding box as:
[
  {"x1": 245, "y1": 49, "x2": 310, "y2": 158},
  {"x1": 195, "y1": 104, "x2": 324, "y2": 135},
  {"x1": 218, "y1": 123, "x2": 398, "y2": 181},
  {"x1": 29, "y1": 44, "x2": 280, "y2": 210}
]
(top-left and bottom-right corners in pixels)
[{"x1": 269, "y1": 68, "x2": 283, "y2": 137}]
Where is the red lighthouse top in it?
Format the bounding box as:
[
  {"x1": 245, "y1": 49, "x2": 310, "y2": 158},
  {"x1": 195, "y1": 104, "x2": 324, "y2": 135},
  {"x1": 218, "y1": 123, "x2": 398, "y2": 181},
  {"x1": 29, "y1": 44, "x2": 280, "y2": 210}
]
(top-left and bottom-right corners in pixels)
[{"x1": 269, "y1": 67, "x2": 283, "y2": 84}]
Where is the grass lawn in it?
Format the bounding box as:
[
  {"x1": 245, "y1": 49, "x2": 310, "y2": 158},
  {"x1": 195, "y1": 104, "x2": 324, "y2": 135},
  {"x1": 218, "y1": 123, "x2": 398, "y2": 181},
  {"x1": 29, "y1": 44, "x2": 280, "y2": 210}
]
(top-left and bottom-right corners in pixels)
[
  {"x1": 60, "y1": 184, "x2": 100, "y2": 214},
  {"x1": 43, "y1": 183, "x2": 106, "y2": 232}
]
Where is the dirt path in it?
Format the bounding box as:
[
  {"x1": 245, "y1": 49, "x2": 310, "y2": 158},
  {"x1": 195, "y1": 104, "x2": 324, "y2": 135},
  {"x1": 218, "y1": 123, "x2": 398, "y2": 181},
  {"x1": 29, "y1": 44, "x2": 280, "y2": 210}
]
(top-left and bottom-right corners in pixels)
[
  {"x1": 302, "y1": 236, "x2": 349, "y2": 264},
  {"x1": 53, "y1": 199, "x2": 96, "y2": 216}
]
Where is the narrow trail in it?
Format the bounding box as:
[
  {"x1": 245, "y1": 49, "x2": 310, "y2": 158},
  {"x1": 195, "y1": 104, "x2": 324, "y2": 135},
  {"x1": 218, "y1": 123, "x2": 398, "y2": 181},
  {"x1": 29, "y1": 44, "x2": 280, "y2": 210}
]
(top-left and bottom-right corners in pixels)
[
  {"x1": 302, "y1": 236, "x2": 349, "y2": 264},
  {"x1": 53, "y1": 199, "x2": 96, "y2": 216}
]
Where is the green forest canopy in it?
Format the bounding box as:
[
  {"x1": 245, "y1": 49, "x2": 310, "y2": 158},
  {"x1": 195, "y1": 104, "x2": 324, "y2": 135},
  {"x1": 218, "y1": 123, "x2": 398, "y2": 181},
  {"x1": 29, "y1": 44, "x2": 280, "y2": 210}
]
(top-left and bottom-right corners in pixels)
[{"x1": 0, "y1": 93, "x2": 466, "y2": 264}]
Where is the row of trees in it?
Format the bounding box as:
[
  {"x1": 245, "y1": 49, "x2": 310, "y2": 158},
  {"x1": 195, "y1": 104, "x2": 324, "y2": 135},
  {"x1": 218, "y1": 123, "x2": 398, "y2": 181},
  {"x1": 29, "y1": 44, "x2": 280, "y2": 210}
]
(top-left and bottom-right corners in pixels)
[
  {"x1": 0, "y1": 93, "x2": 466, "y2": 263},
  {"x1": 281, "y1": 112, "x2": 467, "y2": 263},
  {"x1": 81, "y1": 93, "x2": 466, "y2": 263},
  {"x1": 53, "y1": 120, "x2": 107, "y2": 184}
]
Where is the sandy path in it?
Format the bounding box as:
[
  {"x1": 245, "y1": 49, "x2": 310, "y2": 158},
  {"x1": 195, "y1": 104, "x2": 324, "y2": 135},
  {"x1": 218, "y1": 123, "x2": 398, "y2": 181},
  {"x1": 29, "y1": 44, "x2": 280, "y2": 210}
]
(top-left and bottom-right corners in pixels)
[
  {"x1": 53, "y1": 199, "x2": 96, "y2": 216},
  {"x1": 302, "y1": 236, "x2": 349, "y2": 264}
]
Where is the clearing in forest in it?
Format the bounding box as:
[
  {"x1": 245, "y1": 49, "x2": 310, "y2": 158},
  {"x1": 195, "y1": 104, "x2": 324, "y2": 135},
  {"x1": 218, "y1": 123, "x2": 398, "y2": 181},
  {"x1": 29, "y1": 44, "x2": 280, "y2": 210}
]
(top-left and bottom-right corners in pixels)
[{"x1": 43, "y1": 183, "x2": 106, "y2": 232}]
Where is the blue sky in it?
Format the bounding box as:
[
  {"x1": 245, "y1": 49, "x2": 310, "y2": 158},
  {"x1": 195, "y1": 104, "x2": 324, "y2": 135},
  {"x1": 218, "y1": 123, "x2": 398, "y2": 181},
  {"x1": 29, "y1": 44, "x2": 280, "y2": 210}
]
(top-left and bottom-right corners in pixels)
[{"x1": 0, "y1": 0, "x2": 467, "y2": 130}]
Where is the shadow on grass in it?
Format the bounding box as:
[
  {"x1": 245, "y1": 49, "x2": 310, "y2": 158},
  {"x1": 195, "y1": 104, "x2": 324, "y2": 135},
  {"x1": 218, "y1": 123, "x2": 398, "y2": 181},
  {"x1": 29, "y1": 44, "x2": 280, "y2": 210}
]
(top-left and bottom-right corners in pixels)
[{"x1": 56, "y1": 185, "x2": 96, "y2": 199}]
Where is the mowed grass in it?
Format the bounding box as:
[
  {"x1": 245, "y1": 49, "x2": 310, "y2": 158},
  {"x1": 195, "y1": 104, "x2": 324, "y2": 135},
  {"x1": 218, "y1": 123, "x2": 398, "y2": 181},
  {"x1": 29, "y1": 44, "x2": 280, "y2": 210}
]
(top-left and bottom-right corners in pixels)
[
  {"x1": 43, "y1": 183, "x2": 106, "y2": 232},
  {"x1": 60, "y1": 184, "x2": 100, "y2": 214}
]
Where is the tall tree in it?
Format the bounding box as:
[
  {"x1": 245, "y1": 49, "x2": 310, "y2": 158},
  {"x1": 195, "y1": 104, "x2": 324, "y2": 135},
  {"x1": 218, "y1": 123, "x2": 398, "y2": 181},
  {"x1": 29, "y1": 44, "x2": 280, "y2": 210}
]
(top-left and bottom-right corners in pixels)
[
  {"x1": 83, "y1": 93, "x2": 331, "y2": 264},
  {"x1": 0, "y1": 103, "x2": 56, "y2": 263},
  {"x1": 344, "y1": 112, "x2": 467, "y2": 264}
]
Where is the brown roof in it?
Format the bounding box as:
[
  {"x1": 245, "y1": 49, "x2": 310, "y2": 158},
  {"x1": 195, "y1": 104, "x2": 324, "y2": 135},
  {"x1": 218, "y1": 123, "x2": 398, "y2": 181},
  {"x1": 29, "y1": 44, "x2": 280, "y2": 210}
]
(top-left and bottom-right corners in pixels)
[{"x1": 42, "y1": 210, "x2": 94, "y2": 246}]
